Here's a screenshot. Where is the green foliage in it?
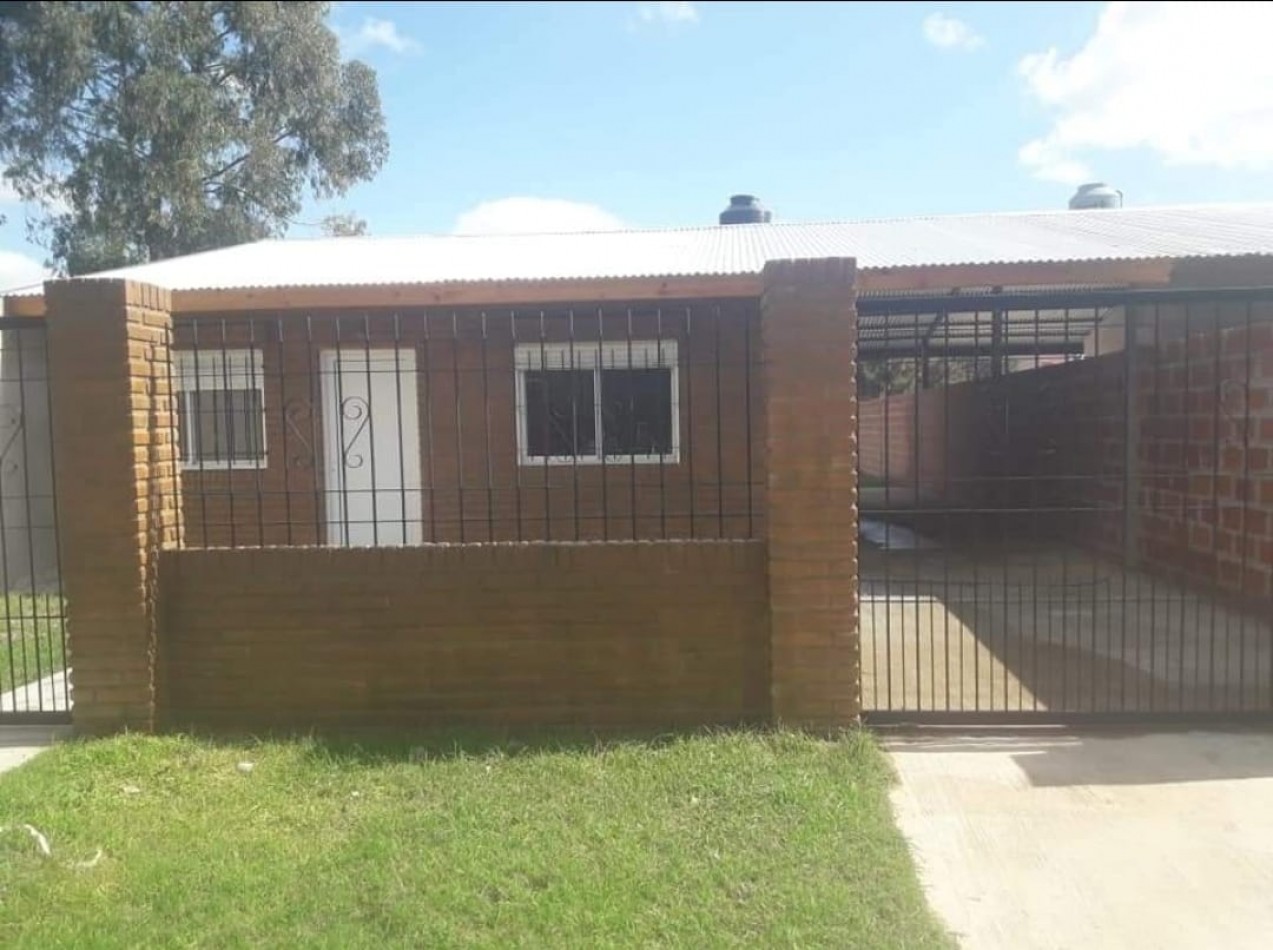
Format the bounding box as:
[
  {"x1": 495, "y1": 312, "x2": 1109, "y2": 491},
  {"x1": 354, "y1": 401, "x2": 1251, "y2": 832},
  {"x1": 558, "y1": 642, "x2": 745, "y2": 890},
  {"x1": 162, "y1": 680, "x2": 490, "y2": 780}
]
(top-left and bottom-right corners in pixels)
[
  {"x1": 0, "y1": 730, "x2": 952, "y2": 948},
  {"x1": 0, "y1": 2, "x2": 388, "y2": 274},
  {"x1": 320, "y1": 212, "x2": 368, "y2": 237}
]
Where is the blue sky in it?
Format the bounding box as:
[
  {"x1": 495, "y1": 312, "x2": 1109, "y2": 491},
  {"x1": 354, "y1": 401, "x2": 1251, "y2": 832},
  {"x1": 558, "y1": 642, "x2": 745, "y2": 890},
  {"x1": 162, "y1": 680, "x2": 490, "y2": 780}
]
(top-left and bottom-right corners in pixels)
[{"x1": 3, "y1": 1, "x2": 1273, "y2": 287}]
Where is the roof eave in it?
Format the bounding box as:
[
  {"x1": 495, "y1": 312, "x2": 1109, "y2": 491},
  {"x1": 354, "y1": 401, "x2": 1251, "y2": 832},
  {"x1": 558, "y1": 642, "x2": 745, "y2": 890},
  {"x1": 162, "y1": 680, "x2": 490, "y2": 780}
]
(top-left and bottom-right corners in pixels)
[{"x1": 3, "y1": 256, "x2": 1185, "y2": 317}]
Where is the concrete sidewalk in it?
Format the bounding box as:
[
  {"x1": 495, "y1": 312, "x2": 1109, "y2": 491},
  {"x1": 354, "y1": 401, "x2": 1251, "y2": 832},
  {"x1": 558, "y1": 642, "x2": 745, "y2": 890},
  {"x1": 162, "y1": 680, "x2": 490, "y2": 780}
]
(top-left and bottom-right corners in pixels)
[
  {"x1": 0, "y1": 725, "x2": 70, "y2": 776},
  {"x1": 886, "y1": 731, "x2": 1273, "y2": 950}
]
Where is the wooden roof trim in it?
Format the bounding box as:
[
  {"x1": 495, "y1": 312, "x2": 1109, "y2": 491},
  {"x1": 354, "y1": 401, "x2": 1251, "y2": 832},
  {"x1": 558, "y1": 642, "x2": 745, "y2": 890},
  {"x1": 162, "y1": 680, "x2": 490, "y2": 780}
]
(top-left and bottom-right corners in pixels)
[{"x1": 2, "y1": 257, "x2": 1180, "y2": 317}]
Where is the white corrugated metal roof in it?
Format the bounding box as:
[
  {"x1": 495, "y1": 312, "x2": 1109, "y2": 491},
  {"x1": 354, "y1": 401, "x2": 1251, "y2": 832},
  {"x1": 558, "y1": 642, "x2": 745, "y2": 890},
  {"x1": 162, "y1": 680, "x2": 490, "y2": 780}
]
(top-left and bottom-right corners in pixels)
[{"x1": 8, "y1": 203, "x2": 1273, "y2": 296}]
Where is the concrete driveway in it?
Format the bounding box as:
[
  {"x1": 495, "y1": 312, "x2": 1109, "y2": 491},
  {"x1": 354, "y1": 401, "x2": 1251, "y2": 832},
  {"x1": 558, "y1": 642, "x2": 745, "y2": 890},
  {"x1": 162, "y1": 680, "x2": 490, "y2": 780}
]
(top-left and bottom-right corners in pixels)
[{"x1": 886, "y1": 731, "x2": 1273, "y2": 950}]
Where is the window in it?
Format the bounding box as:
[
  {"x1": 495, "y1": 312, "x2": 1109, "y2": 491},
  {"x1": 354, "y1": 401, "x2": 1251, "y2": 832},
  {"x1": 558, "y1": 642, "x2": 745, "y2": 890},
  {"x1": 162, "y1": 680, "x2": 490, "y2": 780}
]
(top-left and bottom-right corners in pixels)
[
  {"x1": 175, "y1": 349, "x2": 266, "y2": 469},
  {"x1": 515, "y1": 340, "x2": 679, "y2": 464}
]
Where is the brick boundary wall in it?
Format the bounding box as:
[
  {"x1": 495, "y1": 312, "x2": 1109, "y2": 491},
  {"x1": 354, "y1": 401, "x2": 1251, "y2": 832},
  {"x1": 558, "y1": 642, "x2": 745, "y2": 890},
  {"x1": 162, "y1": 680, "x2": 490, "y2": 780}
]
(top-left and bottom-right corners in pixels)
[
  {"x1": 160, "y1": 542, "x2": 770, "y2": 729},
  {"x1": 46, "y1": 265, "x2": 862, "y2": 734},
  {"x1": 46, "y1": 280, "x2": 181, "y2": 732},
  {"x1": 857, "y1": 317, "x2": 1273, "y2": 599},
  {"x1": 761, "y1": 259, "x2": 860, "y2": 727}
]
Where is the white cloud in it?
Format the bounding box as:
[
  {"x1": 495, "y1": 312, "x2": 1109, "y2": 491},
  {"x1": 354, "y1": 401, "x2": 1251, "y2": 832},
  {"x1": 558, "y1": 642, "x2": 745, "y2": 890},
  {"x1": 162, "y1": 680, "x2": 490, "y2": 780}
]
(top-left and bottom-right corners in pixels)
[
  {"x1": 452, "y1": 198, "x2": 625, "y2": 236},
  {"x1": 921, "y1": 13, "x2": 985, "y2": 51},
  {"x1": 0, "y1": 251, "x2": 48, "y2": 297},
  {"x1": 340, "y1": 16, "x2": 420, "y2": 56},
  {"x1": 634, "y1": 2, "x2": 699, "y2": 28},
  {"x1": 1018, "y1": 2, "x2": 1273, "y2": 184}
]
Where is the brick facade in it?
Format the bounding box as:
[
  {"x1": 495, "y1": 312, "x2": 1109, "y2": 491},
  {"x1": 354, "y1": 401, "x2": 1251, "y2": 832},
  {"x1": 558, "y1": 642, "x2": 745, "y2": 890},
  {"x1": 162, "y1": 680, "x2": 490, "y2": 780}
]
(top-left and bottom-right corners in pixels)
[
  {"x1": 175, "y1": 303, "x2": 763, "y2": 546},
  {"x1": 45, "y1": 280, "x2": 181, "y2": 732},
  {"x1": 43, "y1": 268, "x2": 863, "y2": 734},
  {"x1": 761, "y1": 259, "x2": 860, "y2": 727},
  {"x1": 161, "y1": 542, "x2": 769, "y2": 728}
]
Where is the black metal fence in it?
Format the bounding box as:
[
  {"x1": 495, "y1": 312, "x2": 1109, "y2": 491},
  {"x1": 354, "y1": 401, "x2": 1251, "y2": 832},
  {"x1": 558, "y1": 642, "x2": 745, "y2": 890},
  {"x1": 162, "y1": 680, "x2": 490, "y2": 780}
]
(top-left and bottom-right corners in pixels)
[
  {"x1": 0, "y1": 317, "x2": 68, "y2": 721},
  {"x1": 857, "y1": 287, "x2": 1273, "y2": 721},
  {"x1": 172, "y1": 301, "x2": 762, "y2": 548}
]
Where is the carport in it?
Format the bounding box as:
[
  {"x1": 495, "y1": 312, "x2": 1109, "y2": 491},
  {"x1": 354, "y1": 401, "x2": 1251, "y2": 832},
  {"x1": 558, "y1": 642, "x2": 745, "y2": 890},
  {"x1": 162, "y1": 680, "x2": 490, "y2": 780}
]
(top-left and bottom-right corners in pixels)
[{"x1": 856, "y1": 285, "x2": 1273, "y2": 721}]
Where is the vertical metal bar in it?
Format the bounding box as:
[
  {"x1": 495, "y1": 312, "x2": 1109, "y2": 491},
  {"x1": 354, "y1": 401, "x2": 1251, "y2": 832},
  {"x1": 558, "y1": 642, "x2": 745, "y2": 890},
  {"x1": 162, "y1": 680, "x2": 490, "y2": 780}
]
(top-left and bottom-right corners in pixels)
[
  {"x1": 191, "y1": 319, "x2": 210, "y2": 546},
  {"x1": 913, "y1": 310, "x2": 925, "y2": 709},
  {"x1": 1032, "y1": 307, "x2": 1042, "y2": 712},
  {"x1": 11, "y1": 330, "x2": 41, "y2": 707},
  {"x1": 219, "y1": 318, "x2": 237, "y2": 549},
  {"x1": 1180, "y1": 301, "x2": 1191, "y2": 709},
  {"x1": 451, "y1": 311, "x2": 466, "y2": 544},
  {"x1": 684, "y1": 306, "x2": 695, "y2": 539},
  {"x1": 972, "y1": 308, "x2": 981, "y2": 712},
  {"x1": 305, "y1": 315, "x2": 322, "y2": 545},
  {"x1": 996, "y1": 296, "x2": 1010, "y2": 712},
  {"x1": 1121, "y1": 306, "x2": 1137, "y2": 712},
  {"x1": 943, "y1": 309, "x2": 953, "y2": 711},
  {"x1": 392, "y1": 312, "x2": 407, "y2": 545},
  {"x1": 1239, "y1": 300, "x2": 1254, "y2": 709},
  {"x1": 421, "y1": 312, "x2": 437, "y2": 542},
  {"x1": 1209, "y1": 302, "x2": 1223, "y2": 710},
  {"x1": 714, "y1": 304, "x2": 725, "y2": 539},
  {"x1": 510, "y1": 310, "x2": 522, "y2": 542},
  {"x1": 248, "y1": 319, "x2": 264, "y2": 546},
  {"x1": 658, "y1": 306, "x2": 668, "y2": 539},
  {"x1": 0, "y1": 333, "x2": 20, "y2": 708},
  {"x1": 538, "y1": 310, "x2": 550, "y2": 541},
  {"x1": 481, "y1": 311, "x2": 494, "y2": 542},
  {"x1": 1148, "y1": 304, "x2": 1162, "y2": 710},
  {"x1": 44, "y1": 324, "x2": 70, "y2": 710},
  {"x1": 628, "y1": 307, "x2": 638, "y2": 540},
  {"x1": 597, "y1": 308, "x2": 607, "y2": 541},
  {"x1": 882, "y1": 336, "x2": 893, "y2": 711},
  {"x1": 1090, "y1": 307, "x2": 1103, "y2": 712},
  {"x1": 361, "y1": 312, "x2": 379, "y2": 547},
  {"x1": 742, "y1": 306, "x2": 753, "y2": 539},
  {"x1": 333, "y1": 315, "x2": 348, "y2": 547},
  {"x1": 569, "y1": 308, "x2": 580, "y2": 541},
  {"x1": 858, "y1": 322, "x2": 872, "y2": 708},
  {"x1": 1058, "y1": 306, "x2": 1069, "y2": 711},
  {"x1": 275, "y1": 315, "x2": 294, "y2": 546}
]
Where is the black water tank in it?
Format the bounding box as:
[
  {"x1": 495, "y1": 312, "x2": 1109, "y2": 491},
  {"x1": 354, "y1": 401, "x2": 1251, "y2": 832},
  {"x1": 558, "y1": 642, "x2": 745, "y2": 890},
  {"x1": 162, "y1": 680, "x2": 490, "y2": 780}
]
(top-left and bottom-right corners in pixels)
[{"x1": 719, "y1": 194, "x2": 772, "y2": 225}]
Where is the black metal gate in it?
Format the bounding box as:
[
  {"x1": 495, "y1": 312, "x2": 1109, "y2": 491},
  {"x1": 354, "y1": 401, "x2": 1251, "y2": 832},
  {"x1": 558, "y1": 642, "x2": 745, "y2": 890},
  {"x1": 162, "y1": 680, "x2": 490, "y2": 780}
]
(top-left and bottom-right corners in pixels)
[
  {"x1": 856, "y1": 287, "x2": 1273, "y2": 724},
  {"x1": 0, "y1": 316, "x2": 69, "y2": 723}
]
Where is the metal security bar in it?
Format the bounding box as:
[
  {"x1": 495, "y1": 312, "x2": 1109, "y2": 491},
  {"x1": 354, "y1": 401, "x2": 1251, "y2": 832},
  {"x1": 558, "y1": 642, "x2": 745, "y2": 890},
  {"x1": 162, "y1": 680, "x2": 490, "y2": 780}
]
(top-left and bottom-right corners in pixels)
[
  {"x1": 174, "y1": 302, "x2": 761, "y2": 548},
  {"x1": 0, "y1": 317, "x2": 69, "y2": 722},
  {"x1": 857, "y1": 287, "x2": 1273, "y2": 722}
]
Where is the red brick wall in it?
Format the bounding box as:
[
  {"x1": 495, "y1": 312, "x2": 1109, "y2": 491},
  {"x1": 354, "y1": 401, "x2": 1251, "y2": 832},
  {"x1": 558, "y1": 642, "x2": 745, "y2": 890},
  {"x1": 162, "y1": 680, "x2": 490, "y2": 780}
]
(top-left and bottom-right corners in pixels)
[
  {"x1": 856, "y1": 317, "x2": 1273, "y2": 598},
  {"x1": 160, "y1": 541, "x2": 770, "y2": 729},
  {"x1": 175, "y1": 303, "x2": 763, "y2": 547},
  {"x1": 1136, "y1": 317, "x2": 1273, "y2": 598}
]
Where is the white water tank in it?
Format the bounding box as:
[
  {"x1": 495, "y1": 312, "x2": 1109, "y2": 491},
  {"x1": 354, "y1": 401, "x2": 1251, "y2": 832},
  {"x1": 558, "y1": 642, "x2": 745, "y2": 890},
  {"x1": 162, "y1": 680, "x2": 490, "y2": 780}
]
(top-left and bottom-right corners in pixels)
[{"x1": 1069, "y1": 182, "x2": 1122, "y2": 209}]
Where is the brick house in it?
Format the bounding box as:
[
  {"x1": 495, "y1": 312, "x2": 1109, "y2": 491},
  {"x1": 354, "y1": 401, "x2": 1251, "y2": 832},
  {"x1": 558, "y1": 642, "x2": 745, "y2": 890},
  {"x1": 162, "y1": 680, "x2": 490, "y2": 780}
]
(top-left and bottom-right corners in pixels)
[{"x1": 3, "y1": 199, "x2": 1273, "y2": 730}]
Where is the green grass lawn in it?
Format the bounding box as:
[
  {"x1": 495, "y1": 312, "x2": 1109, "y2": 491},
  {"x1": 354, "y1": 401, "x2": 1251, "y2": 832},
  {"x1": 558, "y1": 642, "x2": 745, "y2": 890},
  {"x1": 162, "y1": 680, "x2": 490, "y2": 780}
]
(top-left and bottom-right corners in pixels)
[
  {"x1": 0, "y1": 730, "x2": 949, "y2": 949},
  {"x1": 0, "y1": 594, "x2": 65, "y2": 693}
]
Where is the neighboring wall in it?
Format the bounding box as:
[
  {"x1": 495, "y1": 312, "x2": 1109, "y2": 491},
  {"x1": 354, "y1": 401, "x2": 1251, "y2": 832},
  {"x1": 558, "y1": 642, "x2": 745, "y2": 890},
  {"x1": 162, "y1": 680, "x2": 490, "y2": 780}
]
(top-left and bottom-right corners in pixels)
[
  {"x1": 177, "y1": 302, "x2": 763, "y2": 547},
  {"x1": 858, "y1": 316, "x2": 1273, "y2": 599},
  {"x1": 161, "y1": 541, "x2": 770, "y2": 729}
]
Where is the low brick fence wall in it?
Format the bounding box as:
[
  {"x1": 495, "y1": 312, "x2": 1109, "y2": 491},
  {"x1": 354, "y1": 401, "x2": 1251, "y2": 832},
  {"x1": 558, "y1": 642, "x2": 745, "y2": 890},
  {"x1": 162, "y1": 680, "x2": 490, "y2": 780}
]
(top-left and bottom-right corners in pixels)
[{"x1": 159, "y1": 541, "x2": 770, "y2": 729}]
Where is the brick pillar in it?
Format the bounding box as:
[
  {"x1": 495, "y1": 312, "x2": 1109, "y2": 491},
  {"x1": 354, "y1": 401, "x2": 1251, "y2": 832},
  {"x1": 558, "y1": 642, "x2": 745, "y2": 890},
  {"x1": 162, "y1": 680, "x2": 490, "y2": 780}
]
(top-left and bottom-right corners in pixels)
[
  {"x1": 45, "y1": 279, "x2": 180, "y2": 733},
  {"x1": 761, "y1": 258, "x2": 859, "y2": 728}
]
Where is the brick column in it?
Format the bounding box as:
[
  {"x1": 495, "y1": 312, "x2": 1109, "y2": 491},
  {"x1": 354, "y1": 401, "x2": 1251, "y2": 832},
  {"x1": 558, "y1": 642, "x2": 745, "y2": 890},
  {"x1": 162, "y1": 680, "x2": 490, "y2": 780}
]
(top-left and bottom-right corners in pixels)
[
  {"x1": 761, "y1": 258, "x2": 859, "y2": 728},
  {"x1": 45, "y1": 279, "x2": 181, "y2": 733}
]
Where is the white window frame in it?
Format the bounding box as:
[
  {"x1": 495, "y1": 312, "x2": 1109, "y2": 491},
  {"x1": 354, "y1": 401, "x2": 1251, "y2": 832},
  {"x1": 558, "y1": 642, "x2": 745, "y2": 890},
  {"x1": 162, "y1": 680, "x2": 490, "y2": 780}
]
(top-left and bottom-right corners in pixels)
[
  {"x1": 174, "y1": 348, "x2": 267, "y2": 471},
  {"x1": 514, "y1": 340, "x2": 680, "y2": 466}
]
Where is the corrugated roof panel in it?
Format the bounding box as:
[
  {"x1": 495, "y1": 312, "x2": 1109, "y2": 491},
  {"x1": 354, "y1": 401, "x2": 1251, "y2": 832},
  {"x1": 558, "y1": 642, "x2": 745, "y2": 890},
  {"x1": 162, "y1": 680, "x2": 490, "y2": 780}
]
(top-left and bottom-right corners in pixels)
[{"x1": 7, "y1": 203, "x2": 1273, "y2": 296}]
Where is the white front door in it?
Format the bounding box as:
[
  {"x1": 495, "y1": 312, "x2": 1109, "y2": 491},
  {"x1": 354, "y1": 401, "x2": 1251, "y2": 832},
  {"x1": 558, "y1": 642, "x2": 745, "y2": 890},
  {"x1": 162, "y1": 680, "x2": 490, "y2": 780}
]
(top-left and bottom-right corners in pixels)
[{"x1": 321, "y1": 348, "x2": 422, "y2": 546}]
